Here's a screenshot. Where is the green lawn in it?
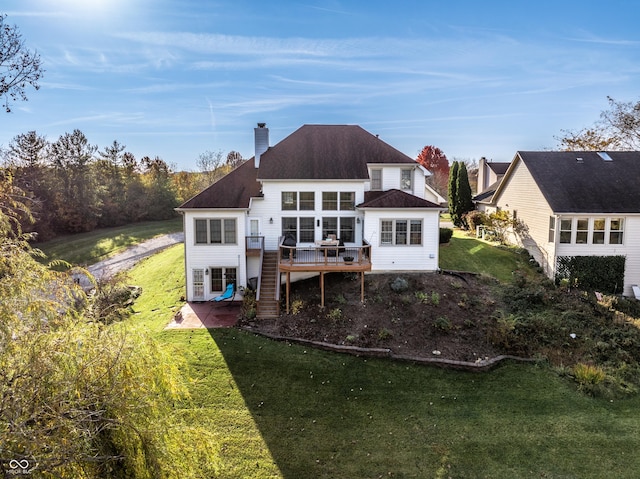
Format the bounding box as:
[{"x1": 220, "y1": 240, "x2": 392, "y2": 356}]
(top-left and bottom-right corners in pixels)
[
  {"x1": 440, "y1": 229, "x2": 534, "y2": 282},
  {"x1": 36, "y1": 218, "x2": 182, "y2": 266},
  {"x1": 124, "y1": 244, "x2": 640, "y2": 478}
]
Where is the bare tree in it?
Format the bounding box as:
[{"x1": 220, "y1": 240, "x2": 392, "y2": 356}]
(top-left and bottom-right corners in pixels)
[
  {"x1": 0, "y1": 15, "x2": 43, "y2": 112},
  {"x1": 556, "y1": 96, "x2": 640, "y2": 151}
]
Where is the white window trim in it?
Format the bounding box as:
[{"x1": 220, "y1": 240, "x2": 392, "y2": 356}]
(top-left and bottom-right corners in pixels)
[
  {"x1": 379, "y1": 218, "x2": 423, "y2": 246},
  {"x1": 194, "y1": 218, "x2": 237, "y2": 245}
]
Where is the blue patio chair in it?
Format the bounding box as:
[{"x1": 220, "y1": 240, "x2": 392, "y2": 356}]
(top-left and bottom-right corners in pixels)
[{"x1": 212, "y1": 283, "x2": 235, "y2": 305}]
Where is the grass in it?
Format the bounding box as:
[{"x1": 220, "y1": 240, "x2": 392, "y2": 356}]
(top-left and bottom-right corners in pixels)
[
  {"x1": 35, "y1": 217, "x2": 182, "y2": 266},
  {"x1": 440, "y1": 229, "x2": 534, "y2": 282},
  {"x1": 47, "y1": 222, "x2": 640, "y2": 476},
  {"x1": 122, "y1": 245, "x2": 640, "y2": 478}
]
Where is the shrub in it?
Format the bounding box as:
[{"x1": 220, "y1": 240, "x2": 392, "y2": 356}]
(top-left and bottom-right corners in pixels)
[
  {"x1": 439, "y1": 227, "x2": 453, "y2": 244},
  {"x1": 555, "y1": 255, "x2": 626, "y2": 294},
  {"x1": 463, "y1": 210, "x2": 488, "y2": 232},
  {"x1": 390, "y1": 277, "x2": 409, "y2": 293},
  {"x1": 573, "y1": 363, "x2": 606, "y2": 394},
  {"x1": 87, "y1": 277, "x2": 142, "y2": 324},
  {"x1": 431, "y1": 291, "x2": 440, "y2": 306},
  {"x1": 433, "y1": 316, "x2": 452, "y2": 332},
  {"x1": 334, "y1": 293, "x2": 347, "y2": 305},
  {"x1": 241, "y1": 287, "x2": 257, "y2": 319},
  {"x1": 291, "y1": 298, "x2": 304, "y2": 315},
  {"x1": 378, "y1": 328, "x2": 394, "y2": 340},
  {"x1": 328, "y1": 308, "x2": 342, "y2": 322}
]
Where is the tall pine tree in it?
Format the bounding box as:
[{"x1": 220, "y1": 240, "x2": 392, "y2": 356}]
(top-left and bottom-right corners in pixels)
[
  {"x1": 448, "y1": 161, "x2": 459, "y2": 225},
  {"x1": 448, "y1": 161, "x2": 474, "y2": 227}
]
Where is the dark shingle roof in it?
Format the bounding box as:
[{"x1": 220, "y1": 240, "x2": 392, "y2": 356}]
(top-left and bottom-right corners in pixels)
[
  {"x1": 359, "y1": 189, "x2": 442, "y2": 209},
  {"x1": 473, "y1": 180, "x2": 501, "y2": 202},
  {"x1": 177, "y1": 160, "x2": 262, "y2": 209},
  {"x1": 258, "y1": 125, "x2": 415, "y2": 180},
  {"x1": 486, "y1": 161, "x2": 510, "y2": 175},
  {"x1": 515, "y1": 151, "x2": 640, "y2": 213}
]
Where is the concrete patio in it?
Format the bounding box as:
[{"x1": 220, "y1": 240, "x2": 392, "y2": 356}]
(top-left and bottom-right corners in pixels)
[{"x1": 165, "y1": 301, "x2": 240, "y2": 329}]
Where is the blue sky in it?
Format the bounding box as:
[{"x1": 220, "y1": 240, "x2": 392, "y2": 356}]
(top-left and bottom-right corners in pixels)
[{"x1": 3, "y1": 0, "x2": 640, "y2": 170}]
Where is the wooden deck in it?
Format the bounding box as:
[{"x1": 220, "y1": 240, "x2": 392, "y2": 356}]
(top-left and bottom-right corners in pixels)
[{"x1": 278, "y1": 243, "x2": 371, "y2": 273}]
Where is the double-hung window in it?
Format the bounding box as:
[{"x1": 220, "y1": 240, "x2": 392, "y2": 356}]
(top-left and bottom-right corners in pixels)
[
  {"x1": 592, "y1": 218, "x2": 605, "y2": 244},
  {"x1": 380, "y1": 219, "x2": 422, "y2": 246},
  {"x1": 400, "y1": 169, "x2": 413, "y2": 191},
  {"x1": 610, "y1": 218, "x2": 624, "y2": 244},
  {"x1": 282, "y1": 191, "x2": 297, "y2": 210},
  {"x1": 194, "y1": 218, "x2": 237, "y2": 244},
  {"x1": 559, "y1": 218, "x2": 572, "y2": 244},
  {"x1": 299, "y1": 192, "x2": 315, "y2": 210},
  {"x1": 322, "y1": 192, "x2": 338, "y2": 210},
  {"x1": 282, "y1": 217, "x2": 315, "y2": 243},
  {"x1": 371, "y1": 169, "x2": 382, "y2": 190},
  {"x1": 575, "y1": 219, "x2": 588, "y2": 244}
]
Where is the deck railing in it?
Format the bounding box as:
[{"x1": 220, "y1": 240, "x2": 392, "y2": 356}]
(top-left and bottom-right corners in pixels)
[{"x1": 278, "y1": 238, "x2": 371, "y2": 267}]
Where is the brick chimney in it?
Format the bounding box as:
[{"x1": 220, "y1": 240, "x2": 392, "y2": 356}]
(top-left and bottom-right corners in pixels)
[{"x1": 254, "y1": 123, "x2": 269, "y2": 168}]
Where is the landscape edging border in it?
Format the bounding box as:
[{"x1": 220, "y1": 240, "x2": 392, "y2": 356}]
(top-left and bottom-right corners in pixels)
[{"x1": 240, "y1": 326, "x2": 537, "y2": 372}]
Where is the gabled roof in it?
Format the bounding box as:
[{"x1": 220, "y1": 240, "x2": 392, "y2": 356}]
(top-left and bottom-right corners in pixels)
[
  {"x1": 358, "y1": 189, "x2": 442, "y2": 209},
  {"x1": 257, "y1": 124, "x2": 415, "y2": 180},
  {"x1": 497, "y1": 151, "x2": 640, "y2": 213},
  {"x1": 473, "y1": 179, "x2": 501, "y2": 203},
  {"x1": 177, "y1": 159, "x2": 261, "y2": 209},
  {"x1": 486, "y1": 161, "x2": 510, "y2": 175}
]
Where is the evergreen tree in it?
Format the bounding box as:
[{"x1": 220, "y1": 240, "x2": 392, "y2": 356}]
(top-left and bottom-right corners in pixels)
[
  {"x1": 455, "y1": 162, "x2": 474, "y2": 223},
  {"x1": 448, "y1": 161, "x2": 459, "y2": 224}
]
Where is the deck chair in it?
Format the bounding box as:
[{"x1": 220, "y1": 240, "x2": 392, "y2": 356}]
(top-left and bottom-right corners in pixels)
[{"x1": 212, "y1": 283, "x2": 235, "y2": 304}]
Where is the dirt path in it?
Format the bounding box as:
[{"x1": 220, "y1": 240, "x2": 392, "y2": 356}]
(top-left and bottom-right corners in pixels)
[{"x1": 76, "y1": 232, "x2": 184, "y2": 288}]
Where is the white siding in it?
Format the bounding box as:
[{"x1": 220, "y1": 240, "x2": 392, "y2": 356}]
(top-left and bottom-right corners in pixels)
[
  {"x1": 252, "y1": 180, "x2": 366, "y2": 250},
  {"x1": 363, "y1": 209, "x2": 440, "y2": 271},
  {"x1": 367, "y1": 165, "x2": 426, "y2": 199},
  {"x1": 182, "y1": 210, "x2": 247, "y2": 301},
  {"x1": 494, "y1": 159, "x2": 555, "y2": 275}
]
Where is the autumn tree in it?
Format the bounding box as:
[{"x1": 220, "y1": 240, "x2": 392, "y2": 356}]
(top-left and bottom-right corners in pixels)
[
  {"x1": 0, "y1": 15, "x2": 43, "y2": 112},
  {"x1": 140, "y1": 156, "x2": 178, "y2": 220},
  {"x1": 0, "y1": 176, "x2": 220, "y2": 478},
  {"x1": 416, "y1": 145, "x2": 449, "y2": 196},
  {"x1": 557, "y1": 96, "x2": 640, "y2": 150}
]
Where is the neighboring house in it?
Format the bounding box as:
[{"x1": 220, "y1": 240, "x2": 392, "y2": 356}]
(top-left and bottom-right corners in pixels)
[
  {"x1": 482, "y1": 150, "x2": 640, "y2": 296},
  {"x1": 474, "y1": 157, "x2": 511, "y2": 212},
  {"x1": 176, "y1": 124, "x2": 443, "y2": 315},
  {"x1": 424, "y1": 182, "x2": 447, "y2": 206}
]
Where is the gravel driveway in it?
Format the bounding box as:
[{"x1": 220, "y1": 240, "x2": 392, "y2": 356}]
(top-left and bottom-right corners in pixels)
[{"x1": 75, "y1": 232, "x2": 184, "y2": 288}]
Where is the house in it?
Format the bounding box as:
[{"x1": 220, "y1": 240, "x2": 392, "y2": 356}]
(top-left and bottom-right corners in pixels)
[
  {"x1": 176, "y1": 124, "x2": 443, "y2": 316},
  {"x1": 481, "y1": 150, "x2": 640, "y2": 296},
  {"x1": 474, "y1": 157, "x2": 511, "y2": 212}
]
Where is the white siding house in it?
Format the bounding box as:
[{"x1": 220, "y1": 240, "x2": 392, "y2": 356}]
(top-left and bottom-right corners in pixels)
[{"x1": 176, "y1": 124, "x2": 443, "y2": 308}]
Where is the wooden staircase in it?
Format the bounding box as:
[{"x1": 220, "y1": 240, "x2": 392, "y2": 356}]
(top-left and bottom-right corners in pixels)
[{"x1": 256, "y1": 251, "x2": 280, "y2": 319}]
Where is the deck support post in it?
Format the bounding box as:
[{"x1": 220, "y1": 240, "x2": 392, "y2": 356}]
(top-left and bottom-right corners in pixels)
[
  {"x1": 320, "y1": 272, "x2": 325, "y2": 308},
  {"x1": 361, "y1": 271, "x2": 365, "y2": 302},
  {"x1": 286, "y1": 271, "x2": 291, "y2": 314}
]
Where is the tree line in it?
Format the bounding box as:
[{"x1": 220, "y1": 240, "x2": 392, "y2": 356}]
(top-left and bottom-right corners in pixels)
[{"x1": 1, "y1": 129, "x2": 242, "y2": 241}]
